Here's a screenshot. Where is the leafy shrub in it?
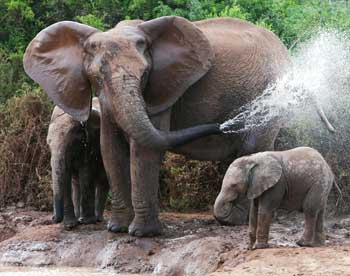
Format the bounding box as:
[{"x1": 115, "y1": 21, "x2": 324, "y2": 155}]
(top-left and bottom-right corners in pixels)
[
  {"x1": 0, "y1": 89, "x2": 53, "y2": 209},
  {"x1": 1, "y1": 0, "x2": 350, "y2": 212},
  {"x1": 160, "y1": 153, "x2": 232, "y2": 211}
]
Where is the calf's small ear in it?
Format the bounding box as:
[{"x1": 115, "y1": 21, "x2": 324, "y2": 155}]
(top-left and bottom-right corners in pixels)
[{"x1": 246, "y1": 155, "x2": 282, "y2": 199}]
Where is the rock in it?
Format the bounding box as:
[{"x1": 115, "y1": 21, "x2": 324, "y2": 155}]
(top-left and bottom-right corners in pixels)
[
  {"x1": 16, "y1": 202, "x2": 25, "y2": 208},
  {"x1": 13, "y1": 215, "x2": 33, "y2": 225},
  {"x1": 331, "y1": 218, "x2": 350, "y2": 229}
]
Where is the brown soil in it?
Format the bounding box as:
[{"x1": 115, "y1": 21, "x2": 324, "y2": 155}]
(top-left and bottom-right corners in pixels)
[
  {"x1": 0, "y1": 207, "x2": 349, "y2": 275},
  {"x1": 211, "y1": 246, "x2": 350, "y2": 276}
]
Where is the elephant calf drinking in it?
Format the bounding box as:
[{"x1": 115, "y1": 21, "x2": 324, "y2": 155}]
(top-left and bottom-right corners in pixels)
[
  {"x1": 214, "y1": 147, "x2": 335, "y2": 249},
  {"x1": 47, "y1": 98, "x2": 109, "y2": 230}
]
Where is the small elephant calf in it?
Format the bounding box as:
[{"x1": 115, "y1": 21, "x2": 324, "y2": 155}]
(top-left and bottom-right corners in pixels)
[
  {"x1": 47, "y1": 98, "x2": 109, "y2": 230},
  {"x1": 214, "y1": 147, "x2": 335, "y2": 249}
]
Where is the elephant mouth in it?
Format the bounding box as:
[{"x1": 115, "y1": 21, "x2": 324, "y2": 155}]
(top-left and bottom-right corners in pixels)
[{"x1": 215, "y1": 201, "x2": 248, "y2": 226}]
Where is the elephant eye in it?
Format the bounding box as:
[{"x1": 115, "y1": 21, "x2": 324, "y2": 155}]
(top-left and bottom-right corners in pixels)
[
  {"x1": 90, "y1": 42, "x2": 97, "y2": 50},
  {"x1": 136, "y1": 39, "x2": 146, "y2": 51}
]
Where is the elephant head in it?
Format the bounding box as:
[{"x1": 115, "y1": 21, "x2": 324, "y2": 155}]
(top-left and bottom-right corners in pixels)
[
  {"x1": 23, "y1": 17, "x2": 221, "y2": 150},
  {"x1": 214, "y1": 153, "x2": 282, "y2": 225}
]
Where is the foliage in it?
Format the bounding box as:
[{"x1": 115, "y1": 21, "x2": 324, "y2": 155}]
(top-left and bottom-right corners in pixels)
[
  {"x1": 160, "y1": 153, "x2": 232, "y2": 211},
  {"x1": 1, "y1": 0, "x2": 350, "y2": 211},
  {"x1": 0, "y1": 90, "x2": 53, "y2": 209},
  {"x1": 2, "y1": 0, "x2": 350, "y2": 105}
]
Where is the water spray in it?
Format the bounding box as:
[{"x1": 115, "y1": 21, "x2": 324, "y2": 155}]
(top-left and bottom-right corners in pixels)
[{"x1": 220, "y1": 29, "x2": 350, "y2": 134}]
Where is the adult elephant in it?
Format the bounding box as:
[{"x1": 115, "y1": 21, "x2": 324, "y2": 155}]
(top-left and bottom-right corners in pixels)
[{"x1": 23, "y1": 16, "x2": 334, "y2": 236}]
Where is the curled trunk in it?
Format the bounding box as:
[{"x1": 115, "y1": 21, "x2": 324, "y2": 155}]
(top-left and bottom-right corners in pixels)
[
  {"x1": 110, "y1": 79, "x2": 221, "y2": 151},
  {"x1": 214, "y1": 194, "x2": 249, "y2": 226}
]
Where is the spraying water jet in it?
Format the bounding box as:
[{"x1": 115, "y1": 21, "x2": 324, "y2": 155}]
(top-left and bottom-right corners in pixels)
[{"x1": 219, "y1": 29, "x2": 350, "y2": 135}]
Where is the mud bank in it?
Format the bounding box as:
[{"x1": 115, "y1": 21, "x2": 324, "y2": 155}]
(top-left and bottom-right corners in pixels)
[{"x1": 0, "y1": 208, "x2": 349, "y2": 275}]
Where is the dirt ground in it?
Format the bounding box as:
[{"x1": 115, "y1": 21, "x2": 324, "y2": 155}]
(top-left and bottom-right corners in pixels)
[{"x1": 0, "y1": 206, "x2": 349, "y2": 275}]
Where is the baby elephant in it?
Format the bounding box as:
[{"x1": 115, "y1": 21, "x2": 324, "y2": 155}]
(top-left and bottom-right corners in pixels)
[
  {"x1": 214, "y1": 147, "x2": 334, "y2": 249},
  {"x1": 47, "y1": 98, "x2": 109, "y2": 229}
]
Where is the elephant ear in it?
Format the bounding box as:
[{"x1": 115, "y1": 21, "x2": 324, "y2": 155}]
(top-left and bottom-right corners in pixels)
[
  {"x1": 23, "y1": 21, "x2": 99, "y2": 121},
  {"x1": 247, "y1": 155, "x2": 282, "y2": 200},
  {"x1": 138, "y1": 16, "x2": 214, "y2": 115}
]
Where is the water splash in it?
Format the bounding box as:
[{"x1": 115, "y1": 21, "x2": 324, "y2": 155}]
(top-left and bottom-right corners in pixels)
[{"x1": 220, "y1": 29, "x2": 350, "y2": 133}]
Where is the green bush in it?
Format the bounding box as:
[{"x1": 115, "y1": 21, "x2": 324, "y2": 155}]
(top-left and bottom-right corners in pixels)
[
  {"x1": 160, "y1": 153, "x2": 232, "y2": 211},
  {"x1": 0, "y1": 89, "x2": 53, "y2": 209},
  {"x1": 1, "y1": 0, "x2": 350, "y2": 212}
]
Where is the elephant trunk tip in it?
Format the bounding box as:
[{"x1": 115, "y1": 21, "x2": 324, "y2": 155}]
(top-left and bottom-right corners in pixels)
[
  {"x1": 213, "y1": 213, "x2": 229, "y2": 226},
  {"x1": 213, "y1": 211, "x2": 239, "y2": 226},
  {"x1": 164, "y1": 123, "x2": 222, "y2": 149},
  {"x1": 219, "y1": 123, "x2": 231, "y2": 133}
]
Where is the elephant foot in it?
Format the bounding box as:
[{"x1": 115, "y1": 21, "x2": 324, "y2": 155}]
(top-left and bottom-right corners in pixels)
[
  {"x1": 78, "y1": 216, "x2": 97, "y2": 225},
  {"x1": 253, "y1": 242, "x2": 269, "y2": 250},
  {"x1": 248, "y1": 240, "x2": 256, "y2": 250},
  {"x1": 64, "y1": 218, "x2": 78, "y2": 230},
  {"x1": 107, "y1": 210, "x2": 134, "y2": 233},
  {"x1": 297, "y1": 238, "x2": 324, "y2": 247},
  {"x1": 52, "y1": 215, "x2": 63, "y2": 223},
  {"x1": 96, "y1": 215, "x2": 104, "y2": 222},
  {"x1": 296, "y1": 238, "x2": 314, "y2": 247},
  {"x1": 128, "y1": 218, "x2": 162, "y2": 237},
  {"x1": 107, "y1": 219, "x2": 130, "y2": 233},
  {"x1": 313, "y1": 232, "x2": 326, "y2": 246}
]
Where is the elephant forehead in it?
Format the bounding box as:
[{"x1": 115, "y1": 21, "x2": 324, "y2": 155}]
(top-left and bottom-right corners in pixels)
[
  {"x1": 87, "y1": 27, "x2": 143, "y2": 48},
  {"x1": 47, "y1": 114, "x2": 78, "y2": 148},
  {"x1": 85, "y1": 32, "x2": 123, "y2": 52},
  {"x1": 224, "y1": 167, "x2": 244, "y2": 184}
]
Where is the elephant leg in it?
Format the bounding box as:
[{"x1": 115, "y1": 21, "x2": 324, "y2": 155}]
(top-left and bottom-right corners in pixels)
[
  {"x1": 95, "y1": 171, "x2": 109, "y2": 222},
  {"x1": 72, "y1": 175, "x2": 80, "y2": 219},
  {"x1": 255, "y1": 211, "x2": 272, "y2": 249},
  {"x1": 298, "y1": 187, "x2": 322, "y2": 247},
  {"x1": 101, "y1": 116, "x2": 133, "y2": 233},
  {"x1": 297, "y1": 210, "x2": 319, "y2": 247},
  {"x1": 128, "y1": 140, "x2": 164, "y2": 237},
  {"x1": 248, "y1": 199, "x2": 258, "y2": 249},
  {"x1": 63, "y1": 169, "x2": 78, "y2": 230},
  {"x1": 314, "y1": 208, "x2": 326, "y2": 245},
  {"x1": 254, "y1": 184, "x2": 284, "y2": 249},
  {"x1": 78, "y1": 164, "x2": 96, "y2": 224},
  {"x1": 50, "y1": 154, "x2": 64, "y2": 223}
]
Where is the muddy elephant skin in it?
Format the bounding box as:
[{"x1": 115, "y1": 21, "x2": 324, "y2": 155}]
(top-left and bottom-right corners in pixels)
[
  {"x1": 23, "y1": 16, "x2": 334, "y2": 236},
  {"x1": 214, "y1": 147, "x2": 335, "y2": 249},
  {"x1": 47, "y1": 98, "x2": 109, "y2": 229}
]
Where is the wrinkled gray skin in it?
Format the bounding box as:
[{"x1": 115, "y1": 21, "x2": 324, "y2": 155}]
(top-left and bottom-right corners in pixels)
[
  {"x1": 24, "y1": 16, "x2": 335, "y2": 236},
  {"x1": 214, "y1": 147, "x2": 334, "y2": 249},
  {"x1": 47, "y1": 98, "x2": 109, "y2": 229}
]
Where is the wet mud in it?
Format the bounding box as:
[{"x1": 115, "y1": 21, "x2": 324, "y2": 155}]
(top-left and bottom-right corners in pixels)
[{"x1": 0, "y1": 207, "x2": 349, "y2": 275}]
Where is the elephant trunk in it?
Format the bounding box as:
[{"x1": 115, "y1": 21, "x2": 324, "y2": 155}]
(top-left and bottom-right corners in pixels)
[
  {"x1": 110, "y1": 78, "x2": 221, "y2": 150},
  {"x1": 214, "y1": 193, "x2": 248, "y2": 226}
]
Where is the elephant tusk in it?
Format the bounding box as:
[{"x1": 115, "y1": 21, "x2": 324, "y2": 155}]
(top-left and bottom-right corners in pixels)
[{"x1": 315, "y1": 104, "x2": 336, "y2": 133}]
